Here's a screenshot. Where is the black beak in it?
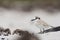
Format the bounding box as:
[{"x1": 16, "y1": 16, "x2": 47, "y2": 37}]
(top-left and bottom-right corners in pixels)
[
  {"x1": 31, "y1": 17, "x2": 40, "y2": 21},
  {"x1": 31, "y1": 19, "x2": 36, "y2": 21}
]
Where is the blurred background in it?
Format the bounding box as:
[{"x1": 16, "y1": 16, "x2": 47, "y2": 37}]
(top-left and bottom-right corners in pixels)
[
  {"x1": 0, "y1": 0, "x2": 60, "y2": 12},
  {"x1": 0, "y1": 0, "x2": 60, "y2": 40}
]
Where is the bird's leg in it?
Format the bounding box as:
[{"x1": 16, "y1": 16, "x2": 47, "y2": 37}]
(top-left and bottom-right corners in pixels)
[
  {"x1": 38, "y1": 30, "x2": 42, "y2": 34},
  {"x1": 43, "y1": 28, "x2": 45, "y2": 31},
  {"x1": 38, "y1": 28, "x2": 45, "y2": 34},
  {"x1": 38, "y1": 27, "x2": 41, "y2": 33}
]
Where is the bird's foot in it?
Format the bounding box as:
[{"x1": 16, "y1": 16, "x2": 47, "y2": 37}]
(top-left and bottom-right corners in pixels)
[{"x1": 38, "y1": 31, "x2": 44, "y2": 34}]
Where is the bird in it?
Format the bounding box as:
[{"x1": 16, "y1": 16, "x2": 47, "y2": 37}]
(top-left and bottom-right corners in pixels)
[{"x1": 31, "y1": 16, "x2": 53, "y2": 33}]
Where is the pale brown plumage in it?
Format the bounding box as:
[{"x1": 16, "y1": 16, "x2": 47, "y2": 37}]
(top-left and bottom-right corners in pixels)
[{"x1": 31, "y1": 16, "x2": 53, "y2": 33}]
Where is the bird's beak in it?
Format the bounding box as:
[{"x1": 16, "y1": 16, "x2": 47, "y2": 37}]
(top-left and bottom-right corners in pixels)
[{"x1": 31, "y1": 19, "x2": 36, "y2": 21}]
